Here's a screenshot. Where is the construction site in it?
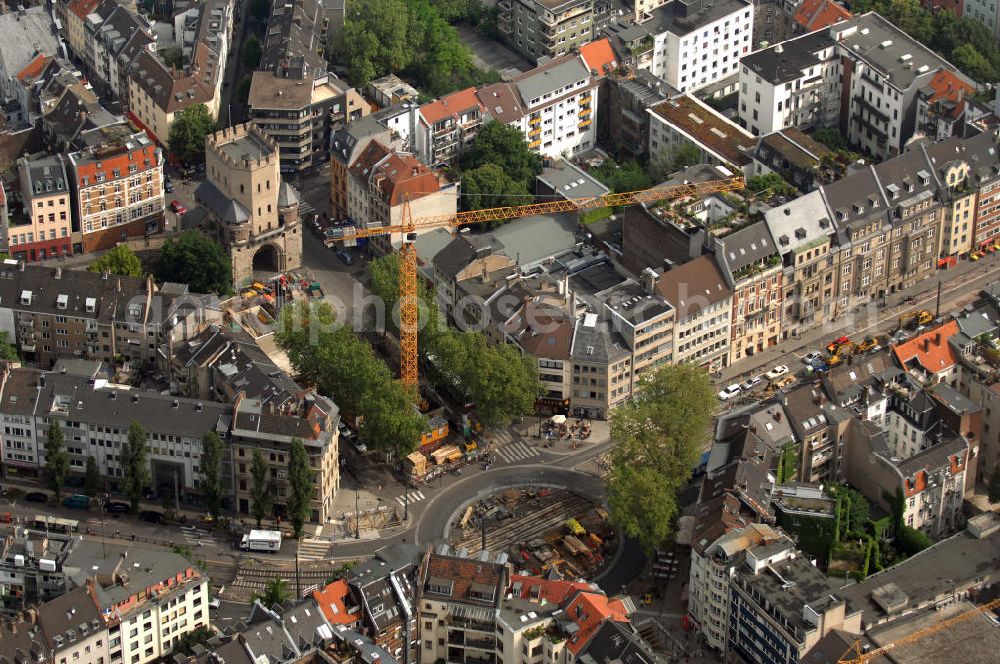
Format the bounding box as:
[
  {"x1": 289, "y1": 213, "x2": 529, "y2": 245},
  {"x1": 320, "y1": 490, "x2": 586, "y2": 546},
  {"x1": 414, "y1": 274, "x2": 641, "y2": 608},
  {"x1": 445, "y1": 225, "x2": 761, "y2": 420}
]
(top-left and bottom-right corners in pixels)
[{"x1": 449, "y1": 487, "x2": 616, "y2": 580}]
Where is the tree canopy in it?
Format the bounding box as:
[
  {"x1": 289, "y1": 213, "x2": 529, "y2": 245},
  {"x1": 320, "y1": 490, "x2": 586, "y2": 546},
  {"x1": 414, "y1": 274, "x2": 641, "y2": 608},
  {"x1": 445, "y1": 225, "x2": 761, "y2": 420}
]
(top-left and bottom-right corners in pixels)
[
  {"x1": 590, "y1": 159, "x2": 651, "y2": 194},
  {"x1": 122, "y1": 422, "x2": 151, "y2": 513},
  {"x1": 156, "y1": 231, "x2": 232, "y2": 294},
  {"x1": 0, "y1": 331, "x2": 19, "y2": 362},
  {"x1": 45, "y1": 421, "x2": 70, "y2": 499},
  {"x1": 168, "y1": 104, "x2": 217, "y2": 164},
  {"x1": 286, "y1": 437, "x2": 314, "y2": 538},
  {"x1": 988, "y1": 464, "x2": 1000, "y2": 505},
  {"x1": 334, "y1": 0, "x2": 498, "y2": 96},
  {"x1": 159, "y1": 46, "x2": 185, "y2": 69},
  {"x1": 201, "y1": 432, "x2": 224, "y2": 519},
  {"x1": 88, "y1": 244, "x2": 143, "y2": 277},
  {"x1": 606, "y1": 364, "x2": 716, "y2": 551},
  {"x1": 461, "y1": 163, "x2": 532, "y2": 214},
  {"x1": 84, "y1": 456, "x2": 100, "y2": 497},
  {"x1": 250, "y1": 448, "x2": 272, "y2": 528},
  {"x1": 242, "y1": 34, "x2": 263, "y2": 70},
  {"x1": 277, "y1": 301, "x2": 427, "y2": 458},
  {"x1": 461, "y1": 122, "x2": 542, "y2": 184},
  {"x1": 747, "y1": 172, "x2": 795, "y2": 197}
]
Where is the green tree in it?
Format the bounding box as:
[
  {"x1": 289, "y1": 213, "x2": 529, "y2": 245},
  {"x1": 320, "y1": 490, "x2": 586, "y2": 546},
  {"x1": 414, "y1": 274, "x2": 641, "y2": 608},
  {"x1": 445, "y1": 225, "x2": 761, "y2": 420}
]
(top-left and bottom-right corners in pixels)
[
  {"x1": 159, "y1": 46, "x2": 185, "y2": 69},
  {"x1": 286, "y1": 438, "x2": 314, "y2": 538},
  {"x1": 200, "y1": 432, "x2": 224, "y2": 519},
  {"x1": 949, "y1": 43, "x2": 998, "y2": 85},
  {"x1": 461, "y1": 163, "x2": 532, "y2": 213},
  {"x1": 590, "y1": 159, "x2": 651, "y2": 193},
  {"x1": 249, "y1": 0, "x2": 271, "y2": 21},
  {"x1": 242, "y1": 34, "x2": 262, "y2": 70},
  {"x1": 168, "y1": 104, "x2": 217, "y2": 164},
  {"x1": 988, "y1": 464, "x2": 1000, "y2": 505},
  {"x1": 83, "y1": 456, "x2": 100, "y2": 497},
  {"x1": 44, "y1": 421, "x2": 70, "y2": 499},
  {"x1": 461, "y1": 122, "x2": 542, "y2": 184},
  {"x1": 236, "y1": 74, "x2": 253, "y2": 105},
  {"x1": 368, "y1": 253, "x2": 441, "y2": 341},
  {"x1": 172, "y1": 626, "x2": 214, "y2": 656},
  {"x1": 897, "y1": 525, "x2": 933, "y2": 555},
  {"x1": 606, "y1": 364, "x2": 716, "y2": 551},
  {"x1": 250, "y1": 448, "x2": 272, "y2": 528},
  {"x1": 747, "y1": 173, "x2": 794, "y2": 197},
  {"x1": 88, "y1": 244, "x2": 143, "y2": 277},
  {"x1": 156, "y1": 231, "x2": 233, "y2": 294},
  {"x1": 257, "y1": 578, "x2": 290, "y2": 606},
  {"x1": 122, "y1": 422, "x2": 150, "y2": 513},
  {"x1": 0, "y1": 331, "x2": 19, "y2": 361},
  {"x1": 448, "y1": 332, "x2": 539, "y2": 427},
  {"x1": 650, "y1": 144, "x2": 701, "y2": 180}
]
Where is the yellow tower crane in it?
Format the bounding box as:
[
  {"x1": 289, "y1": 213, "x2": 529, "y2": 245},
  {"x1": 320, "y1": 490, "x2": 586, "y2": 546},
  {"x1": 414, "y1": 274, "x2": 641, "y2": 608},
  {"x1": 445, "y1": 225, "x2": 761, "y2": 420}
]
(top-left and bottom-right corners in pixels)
[
  {"x1": 331, "y1": 176, "x2": 746, "y2": 391},
  {"x1": 838, "y1": 598, "x2": 1000, "y2": 664}
]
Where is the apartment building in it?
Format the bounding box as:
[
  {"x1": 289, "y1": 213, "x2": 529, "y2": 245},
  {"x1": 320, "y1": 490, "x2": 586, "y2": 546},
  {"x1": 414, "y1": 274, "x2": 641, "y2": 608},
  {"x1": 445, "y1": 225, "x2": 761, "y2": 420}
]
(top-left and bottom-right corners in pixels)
[
  {"x1": 230, "y1": 395, "x2": 340, "y2": 524},
  {"x1": 648, "y1": 95, "x2": 755, "y2": 176},
  {"x1": 923, "y1": 137, "x2": 978, "y2": 258},
  {"x1": 782, "y1": 382, "x2": 840, "y2": 481},
  {"x1": 63, "y1": 542, "x2": 210, "y2": 664},
  {"x1": 728, "y1": 543, "x2": 861, "y2": 663},
  {"x1": 653, "y1": 255, "x2": 732, "y2": 372},
  {"x1": 83, "y1": 0, "x2": 155, "y2": 103},
  {"x1": 196, "y1": 124, "x2": 303, "y2": 286},
  {"x1": 346, "y1": 546, "x2": 419, "y2": 660},
  {"x1": 67, "y1": 126, "x2": 165, "y2": 253},
  {"x1": 963, "y1": 0, "x2": 1000, "y2": 37},
  {"x1": 601, "y1": 70, "x2": 669, "y2": 158},
  {"x1": 764, "y1": 190, "x2": 838, "y2": 337},
  {"x1": 913, "y1": 69, "x2": 979, "y2": 142},
  {"x1": 61, "y1": 0, "x2": 103, "y2": 62},
  {"x1": 843, "y1": 414, "x2": 970, "y2": 539},
  {"x1": 0, "y1": 7, "x2": 60, "y2": 107},
  {"x1": 347, "y1": 142, "x2": 458, "y2": 254},
  {"x1": 415, "y1": 88, "x2": 485, "y2": 168},
  {"x1": 714, "y1": 222, "x2": 783, "y2": 364},
  {"x1": 498, "y1": 0, "x2": 595, "y2": 64},
  {"x1": 127, "y1": 48, "x2": 217, "y2": 146},
  {"x1": 688, "y1": 524, "x2": 791, "y2": 654},
  {"x1": 329, "y1": 113, "x2": 394, "y2": 219},
  {"x1": 750, "y1": 128, "x2": 838, "y2": 193},
  {"x1": 12, "y1": 154, "x2": 74, "y2": 262},
  {"x1": 482, "y1": 52, "x2": 600, "y2": 158},
  {"x1": 965, "y1": 132, "x2": 1000, "y2": 251},
  {"x1": 249, "y1": 0, "x2": 367, "y2": 173},
  {"x1": 647, "y1": 0, "x2": 754, "y2": 94},
  {"x1": 738, "y1": 29, "x2": 841, "y2": 136}
]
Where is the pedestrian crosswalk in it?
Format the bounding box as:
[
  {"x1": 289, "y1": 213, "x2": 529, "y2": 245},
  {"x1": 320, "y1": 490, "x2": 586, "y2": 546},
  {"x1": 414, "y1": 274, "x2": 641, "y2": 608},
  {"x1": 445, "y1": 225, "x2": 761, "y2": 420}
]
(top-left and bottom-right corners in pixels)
[
  {"x1": 299, "y1": 199, "x2": 317, "y2": 219},
  {"x1": 395, "y1": 490, "x2": 426, "y2": 507},
  {"x1": 297, "y1": 538, "x2": 331, "y2": 561},
  {"x1": 494, "y1": 441, "x2": 540, "y2": 464},
  {"x1": 180, "y1": 525, "x2": 218, "y2": 548}
]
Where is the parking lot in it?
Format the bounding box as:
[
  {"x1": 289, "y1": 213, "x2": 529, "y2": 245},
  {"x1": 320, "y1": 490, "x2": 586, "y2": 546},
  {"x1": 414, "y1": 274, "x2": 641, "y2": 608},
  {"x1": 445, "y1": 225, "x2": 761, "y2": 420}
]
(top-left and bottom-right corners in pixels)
[{"x1": 456, "y1": 25, "x2": 532, "y2": 77}]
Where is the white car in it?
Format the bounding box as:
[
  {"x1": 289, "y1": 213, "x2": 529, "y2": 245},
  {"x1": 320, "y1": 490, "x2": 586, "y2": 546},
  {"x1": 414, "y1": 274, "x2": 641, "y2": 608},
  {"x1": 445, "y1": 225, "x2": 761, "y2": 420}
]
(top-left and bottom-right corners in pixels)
[
  {"x1": 766, "y1": 365, "x2": 789, "y2": 380},
  {"x1": 718, "y1": 384, "x2": 742, "y2": 400},
  {"x1": 741, "y1": 376, "x2": 763, "y2": 391},
  {"x1": 802, "y1": 351, "x2": 822, "y2": 365}
]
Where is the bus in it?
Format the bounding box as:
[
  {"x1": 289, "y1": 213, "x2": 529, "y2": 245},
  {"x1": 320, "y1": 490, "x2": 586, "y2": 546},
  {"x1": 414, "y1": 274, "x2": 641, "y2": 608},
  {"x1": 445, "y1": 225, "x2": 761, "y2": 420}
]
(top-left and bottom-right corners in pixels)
[{"x1": 31, "y1": 515, "x2": 79, "y2": 534}]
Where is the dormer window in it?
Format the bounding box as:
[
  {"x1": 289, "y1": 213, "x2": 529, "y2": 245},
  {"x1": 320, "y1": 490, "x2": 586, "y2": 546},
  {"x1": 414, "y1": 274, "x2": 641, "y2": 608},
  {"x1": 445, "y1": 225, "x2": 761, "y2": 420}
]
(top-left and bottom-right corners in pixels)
[
  {"x1": 56, "y1": 294, "x2": 68, "y2": 310},
  {"x1": 85, "y1": 297, "x2": 97, "y2": 313},
  {"x1": 886, "y1": 184, "x2": 900, "y2": 199},
  {"x1": 20, "y1": 290, "x2": 32, "y2": 306}
]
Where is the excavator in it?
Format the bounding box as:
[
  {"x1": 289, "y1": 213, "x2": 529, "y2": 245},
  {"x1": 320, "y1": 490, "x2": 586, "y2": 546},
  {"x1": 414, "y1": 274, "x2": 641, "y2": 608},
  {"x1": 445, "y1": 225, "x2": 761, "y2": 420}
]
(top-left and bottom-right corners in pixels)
[{"x1": 898, "y1": 308, "x2": 934, "y2": 330}]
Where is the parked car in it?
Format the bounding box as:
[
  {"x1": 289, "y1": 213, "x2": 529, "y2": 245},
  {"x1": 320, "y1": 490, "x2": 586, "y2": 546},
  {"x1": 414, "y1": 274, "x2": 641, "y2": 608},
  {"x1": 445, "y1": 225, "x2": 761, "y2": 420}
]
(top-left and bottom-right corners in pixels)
[
  {"x1": 139, "y1": 510, "x2": 165, "y2": 524},
  {"x1": 740, "y1": 375, "x2": 763, "y2": 391},
  {"x1": 336, "y1": 249, "x2": 354, "y2": 266},
  {"x1": 170, "y1": 200, "x2": 187, "y2": 215},
  {"x1": 104, "y1": 501, "x2": 129, "y2": 514},
  {"x1": 62, "y1": 494, "x2": 91, "y2": 509},
  {"x1": 164, "y1": 179, "x2": 174, "y2": 193},
  {"x1": 352, "y1": 440, "x2": 368, "y2": 454},
  {"x1": 802, "y1": 351, "x2": 823, "y2": 365},
  {"x1": 766, "y1": 365, "x2": 789, "y2": 380},
  {"x1": 718, "y1": 384, "x2": 742, "y2": 401},
  {"x1": 24, "y1": 491, "x2": 48, "y2": 503}
]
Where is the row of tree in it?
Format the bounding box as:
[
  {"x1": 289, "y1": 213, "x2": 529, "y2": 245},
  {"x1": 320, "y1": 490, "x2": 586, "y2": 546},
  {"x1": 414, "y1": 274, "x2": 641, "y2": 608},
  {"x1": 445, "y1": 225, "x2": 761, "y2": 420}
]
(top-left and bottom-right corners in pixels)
[
  {"x1": 367, "y1": 253, "x2": 541, "y2": 427},
  {"x1": 334, "y1": 0, "x2": 499, "y2": 97},
  {"x1": 460, "y1": 123, "x2": 543, "y2": 216},
  {"x1": 87, "y1": 233, "x2": 233, "y2": 295},
  {"x1": 852, "y1": 0, "x2": 1000, "y2": 84}
]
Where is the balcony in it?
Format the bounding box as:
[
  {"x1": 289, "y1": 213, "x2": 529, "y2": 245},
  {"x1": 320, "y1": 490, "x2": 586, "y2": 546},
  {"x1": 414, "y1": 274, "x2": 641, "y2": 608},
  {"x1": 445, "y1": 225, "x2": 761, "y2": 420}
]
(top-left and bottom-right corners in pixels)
[
  {"x1": 529, "y1": 116, "x2": 541, "y2": 125},
  {"x1": 578, "y1": 119, "x2": 592, "y2": 129},
  {"x1": 528, "y1": 139, "x2": 541, "y2": 149},
  {"x1": 528, "y1": 127, "x2": 541, "y2": 136},
  {"x1": 579, "y1": 95, "x2": 592, "y2": 105}
]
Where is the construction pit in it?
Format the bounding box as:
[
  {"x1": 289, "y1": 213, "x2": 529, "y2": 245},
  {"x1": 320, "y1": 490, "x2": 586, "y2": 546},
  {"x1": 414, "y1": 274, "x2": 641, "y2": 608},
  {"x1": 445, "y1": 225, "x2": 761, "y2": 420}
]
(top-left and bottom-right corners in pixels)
[{"x1": 449, "y1": 487, "x2": 616, "y2": 580}]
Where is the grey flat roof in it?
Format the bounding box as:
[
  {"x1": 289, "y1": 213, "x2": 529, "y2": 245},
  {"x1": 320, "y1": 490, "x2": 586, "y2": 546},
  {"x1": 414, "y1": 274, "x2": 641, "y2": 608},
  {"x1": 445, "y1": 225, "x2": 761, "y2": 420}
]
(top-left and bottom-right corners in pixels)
[
  {"x1": 515, "y1": 57, "x2": 590, "y2": 104},
  {"x1": 218, "y1": 131, "x2": 275, "y2": 163},
  {"x1": 537, "y1": 159, "x2": 610, "y2": 200}
]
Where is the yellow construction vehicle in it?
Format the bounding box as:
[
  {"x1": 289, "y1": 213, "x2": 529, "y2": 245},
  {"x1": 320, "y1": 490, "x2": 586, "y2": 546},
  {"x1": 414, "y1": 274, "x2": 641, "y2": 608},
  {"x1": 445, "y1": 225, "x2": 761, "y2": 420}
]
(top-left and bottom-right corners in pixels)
[
  {"x1": 898, "y1": 309, "x2": 934, "y2": 329},
  {"x1": 838, "y1": 598, "x2": 1000, "y2": 663},
  {"x1": 334, "y1": 176, "x2": 746, "y2": 391}
]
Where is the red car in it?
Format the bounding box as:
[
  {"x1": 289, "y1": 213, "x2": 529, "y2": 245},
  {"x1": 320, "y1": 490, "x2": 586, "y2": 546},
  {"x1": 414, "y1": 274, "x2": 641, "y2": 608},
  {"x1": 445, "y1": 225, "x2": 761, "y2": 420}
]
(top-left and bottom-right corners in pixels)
[{"x1": 170, "y1": 200, "x2": 187, "y2": 215}]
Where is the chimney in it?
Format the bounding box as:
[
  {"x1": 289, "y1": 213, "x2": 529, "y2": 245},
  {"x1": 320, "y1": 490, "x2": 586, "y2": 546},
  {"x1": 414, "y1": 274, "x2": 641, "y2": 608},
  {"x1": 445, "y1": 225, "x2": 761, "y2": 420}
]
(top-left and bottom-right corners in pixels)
[
  {"x1": 923, "y1": 338, "x2": 930, "y2": 353},
  {"x1": 641, "y1": 267, "x2": 659, "y2": 294}
]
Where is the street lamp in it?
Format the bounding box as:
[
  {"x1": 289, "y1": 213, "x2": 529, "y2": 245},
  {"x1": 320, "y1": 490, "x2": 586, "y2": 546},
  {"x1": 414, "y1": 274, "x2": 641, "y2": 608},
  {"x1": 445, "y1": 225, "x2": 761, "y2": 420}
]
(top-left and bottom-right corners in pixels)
[{"x1": 354, "y1": 489, "x2": 360, "y2": 540}]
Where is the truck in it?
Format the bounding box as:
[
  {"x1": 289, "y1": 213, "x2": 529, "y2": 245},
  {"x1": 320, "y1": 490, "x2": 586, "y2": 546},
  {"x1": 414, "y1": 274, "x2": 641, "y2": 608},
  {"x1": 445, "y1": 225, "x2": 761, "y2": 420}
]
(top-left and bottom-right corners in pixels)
[{"x1": 240, "y1": 529, "x2": 282, "y2": 553}]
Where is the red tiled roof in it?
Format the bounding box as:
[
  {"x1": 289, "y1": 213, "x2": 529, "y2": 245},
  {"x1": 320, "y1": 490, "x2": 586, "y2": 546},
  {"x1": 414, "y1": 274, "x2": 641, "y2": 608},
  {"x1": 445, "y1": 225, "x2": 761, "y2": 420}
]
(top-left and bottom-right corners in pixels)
[
  {"x1": 350, "y1": 142, "x2": 444, "y2": 207},
  {"x1": 420, "y1": 87, "x2": 482, "y2": 125},
  {"x1": 892, "y1": 320, "x2": 959, "y2": 375},
  {"x1": 424, "y1": 554, "x2": 505, "y2": 605},
  {"x1": 73, "y1": 144, "x2": 159, "y2": 187},
  {"x1": 312, "y1": 580, "x2": 359, "y2": 625},
  {"x1": 923, "y1": 69, "x2": 975, "y2": 119},
  {"x1": 68, "y1": 0, "x2": 102, "y2": 21},
  {"x1": 579, "y1": 38, "x2": 617, "y2": 77},
  {"x1": 16, "y1": 54, "x2": 50, "y2": 83},
  {"x1": 507, "y1": 575, "x2": 594, "y2": 604},
  {"x1": 564, "y1": 592, "x2": 630, "y2": 654},
  {"x1": 794, "y1": 0, "x2": 851, "y2": 31}
]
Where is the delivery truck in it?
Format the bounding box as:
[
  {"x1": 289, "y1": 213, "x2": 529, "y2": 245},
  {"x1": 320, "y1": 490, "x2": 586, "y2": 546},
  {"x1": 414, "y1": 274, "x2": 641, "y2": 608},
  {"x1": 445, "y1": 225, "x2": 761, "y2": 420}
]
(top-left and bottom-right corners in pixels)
[{"x1": 240, "y1": 529, "x2": 282, "y2": 553}]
